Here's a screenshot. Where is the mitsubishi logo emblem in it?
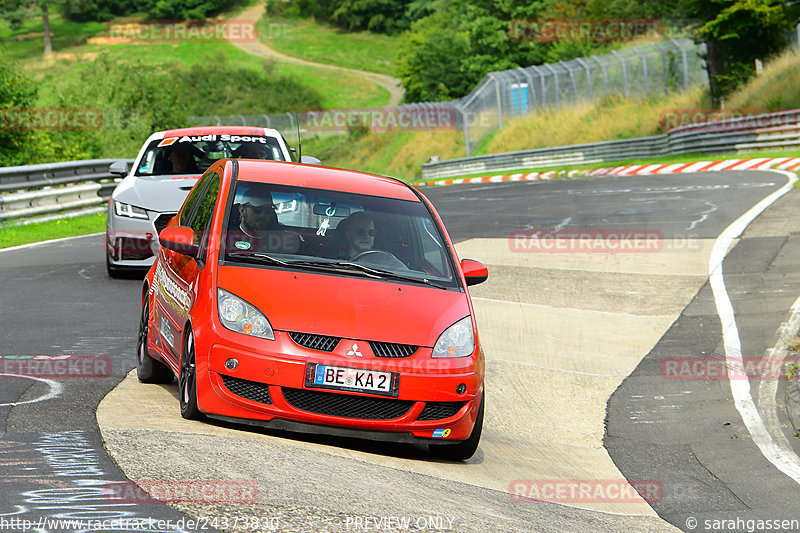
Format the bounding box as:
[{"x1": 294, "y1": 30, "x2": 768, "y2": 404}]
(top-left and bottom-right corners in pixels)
[{"x1": 346, "y1": 343, "x2": 362, "y2": 357}]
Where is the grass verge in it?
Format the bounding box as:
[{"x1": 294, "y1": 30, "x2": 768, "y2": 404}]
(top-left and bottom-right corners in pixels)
[
  {"x1": 258, "y1": 15, "x2": 397, "y2": 76},
  {"x1": 0, "y1": 211, "x2": 106, "y2": 249}
]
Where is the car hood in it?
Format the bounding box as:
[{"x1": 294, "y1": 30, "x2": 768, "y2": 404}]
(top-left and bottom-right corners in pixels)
[
  {"x1": 217, "y1": 265, "x2": 469, "y2": 347},
  {"x1": 112, "y1": 175, "x2": 199, "y2": 213}
]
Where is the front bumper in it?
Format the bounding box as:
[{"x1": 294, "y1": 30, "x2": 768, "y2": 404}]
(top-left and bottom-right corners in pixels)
[
  {"x1": 106, "y1": 204, "x2": 176, "y2": 268},
  {"x1": 196, "y1": 333, "x2": 483, "y2": 442}
]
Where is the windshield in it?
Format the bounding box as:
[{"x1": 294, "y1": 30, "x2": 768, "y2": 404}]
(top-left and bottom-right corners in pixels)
[
  {"x1": 221, "y1": 181, "x2": 457, "y2": 288},
  {"x1": 135, "y1": 134, "x2": 287, "y2": 176}
]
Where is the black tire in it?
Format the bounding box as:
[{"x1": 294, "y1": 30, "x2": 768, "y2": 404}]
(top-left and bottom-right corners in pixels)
[
  {"x1": 136, "y1": 298, "x2": 174, "y2": 383},
  {"x1": 179, "y1": 329, "x2": 202, "y2": 420},
  {"x1": 106, "y1": 254, "x2": 124, "y2": 278},
  {"x1": 429, "y1": 392, "x2": 484, "y2": 461}
]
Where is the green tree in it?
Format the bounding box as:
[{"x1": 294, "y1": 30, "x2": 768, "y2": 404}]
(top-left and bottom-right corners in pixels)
[
  {"x1": 679, "y1": 0, "x2": 797, "y2": 105},
  {"x1": 147, "y1": 0, "x2": 232, "y2": 20},
  {"x1": 397, "y1": 12, "x2": 470, "y2": 101},
  {"x1": 1, "y1": 0, "x2": 61, "y2": 55},
  {"x1": 397, "y1": 0, "x2": 552, "y2": 102},
  {"x1": 276, "y1": 0, "x2": 435, "y2": 34},
  {"x1": 59, "y1": 0, "x2": 138, "y2": 22}
]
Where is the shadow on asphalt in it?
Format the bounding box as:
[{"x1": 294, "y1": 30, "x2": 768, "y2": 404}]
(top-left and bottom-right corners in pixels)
[{"x1": 154, "y1": 382, "x2": 483, "y2": 465}]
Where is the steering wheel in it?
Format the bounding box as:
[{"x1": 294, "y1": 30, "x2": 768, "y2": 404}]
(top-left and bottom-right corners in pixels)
[
  {"x1": 352, "y1": 250, "x2": 393, "y2": 261},
  {"x1": 351, "y1": 250, "x2": 406, "y2": 269}
]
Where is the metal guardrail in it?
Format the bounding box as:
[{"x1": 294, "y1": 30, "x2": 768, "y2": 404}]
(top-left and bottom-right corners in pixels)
[
  {"x1": 421, "y1": 109, "x2": 800, "y2": 180},
  {"x1": 2, "y1": 110, "x2": 799, "y2": 225},
  {"x1": 0, "y1": 159, "x2": 132, "y2": 226}
]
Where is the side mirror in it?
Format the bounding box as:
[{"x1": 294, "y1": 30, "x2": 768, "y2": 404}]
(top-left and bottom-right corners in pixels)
[
  {"x1": 159, "y1": 226, "x2": 199, "y2": 257},
  {"x1": 109, "y1": 160, "x2": 130, "y2": 177},
  {"x1": 300, "y1": 155, "x2": 321, "y2": 165},
  {"x1": 461, "y1": 259, "x2": 488, "y2": 286}
]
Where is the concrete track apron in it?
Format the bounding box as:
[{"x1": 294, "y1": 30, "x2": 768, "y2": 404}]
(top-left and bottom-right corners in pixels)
[{"x1": 95, "y1": 171, "x2": 798, "y2": 532}]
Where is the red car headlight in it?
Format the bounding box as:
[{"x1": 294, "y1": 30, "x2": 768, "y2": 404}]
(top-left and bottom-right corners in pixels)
[
  {"x1": 432, "y1": 316, "x2": 474, "y2": 358},
  {"x1": 217, "y1": 288, "x2": 274, "y2": 340}
]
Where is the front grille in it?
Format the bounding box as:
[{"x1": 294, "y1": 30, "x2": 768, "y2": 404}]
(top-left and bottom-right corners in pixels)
[
  {"x1": 369, "y1": 341, "x2": 418, "y2": 358},
  {"x1": 153, "y1": 213, "x2": 176, "y2": 235},
  {"x1": 289, "y1": 332, "x2": 340, "y2": 352},
  {"x1": 221, "y1": 374, "x2": 272, "y2": 405},
  {"x1": 116, "y1": 237, "x2": 153, "y2": 261},
  {"x1": 418, "y1": 401, "x2": 464, "y2": 421},
  {"x1": 282, "y1": 388, "x2": 413, "y2": 420}
]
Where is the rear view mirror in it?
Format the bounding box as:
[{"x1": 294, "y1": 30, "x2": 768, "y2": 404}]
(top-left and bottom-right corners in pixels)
[
  {"x1": 159, "y1": 226, "x2": 199, "y2": 257},
  {"x1": 461, "y1": 259, "x2": 488, "y2": 286},
  {"x1": 312, "y1": 204, "x2": 350, "y2": 217}
]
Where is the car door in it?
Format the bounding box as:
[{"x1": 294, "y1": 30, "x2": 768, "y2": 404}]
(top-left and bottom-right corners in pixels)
[{"x1": 154, "y1": 170, "x2": 221, "y2": 367}]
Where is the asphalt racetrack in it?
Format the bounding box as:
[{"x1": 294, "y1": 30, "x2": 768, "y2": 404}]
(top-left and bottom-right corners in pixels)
[{"x1": 2, "y1": 170, "x2": 800, "y2": 532}]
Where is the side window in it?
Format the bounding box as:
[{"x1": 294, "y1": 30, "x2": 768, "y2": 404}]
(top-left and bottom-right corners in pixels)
[
  {"x1": 188, "y1": 175, "x2": 221, "y2": 250},
  {"x1": 417, "y1": 217, "x2": 449, "y2": 277},
  {"x1": 179, "y1": 171, "x2": 214, "y2": 226}
]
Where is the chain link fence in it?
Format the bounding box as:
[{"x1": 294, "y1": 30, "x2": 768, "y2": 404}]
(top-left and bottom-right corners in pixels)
[
  {"x1": 453, "y1": 38, "x2": 706, "y2": 155},
  {"x1": 190, "y1": 38, "x2": 708, "y2": 157}
]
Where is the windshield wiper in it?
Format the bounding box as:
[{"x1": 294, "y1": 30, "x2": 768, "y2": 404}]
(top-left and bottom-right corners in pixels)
[
  {"x1": 226, "y1": 254, "x2": 381, "y2": 278},
  {"x1": 283, "y1": 259, "x2": 383, "y2": 279},
  {"x1": 324, "y1": 260, "x2": 448, "y2": 289},
  {"x1": 226, "y1": 254, "x2": 448, "y2": 289},
  {"x1": 226, "y1": 252, "x2": 289, "y2": 266}
]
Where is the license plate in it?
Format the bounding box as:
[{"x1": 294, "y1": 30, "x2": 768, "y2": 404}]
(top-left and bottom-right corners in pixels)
[{"x1": 305, "y1": 363, "x2": 399, "y2": 397}]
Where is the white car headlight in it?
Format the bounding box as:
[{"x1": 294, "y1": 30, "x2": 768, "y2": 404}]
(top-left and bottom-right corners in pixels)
[
  {"x1": 114, "y1": 201, "x2": 149, "y2": 219},
  {"x1": 432, "y1": 316, "x2": 474, "y2": 358},
  {"x1": 217, "y1": 288, "x2": 274, "y2": 340}
]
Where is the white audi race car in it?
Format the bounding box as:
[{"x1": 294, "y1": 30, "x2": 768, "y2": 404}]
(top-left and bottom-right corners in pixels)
[{"x1": 106, "y1": 126, "x2": 309, "y2": 277}]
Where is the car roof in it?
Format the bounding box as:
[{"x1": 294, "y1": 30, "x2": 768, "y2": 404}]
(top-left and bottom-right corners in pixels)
[
  {"x1": 233, "y1": 160, "x2": 420, "y2": 201},
  {"x1": 160, "y1": 126, "x2": 283, "y2": 138}
]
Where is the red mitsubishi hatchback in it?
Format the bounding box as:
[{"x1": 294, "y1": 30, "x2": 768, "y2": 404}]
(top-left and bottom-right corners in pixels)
[{"x1": 138, "y1": 158, "x2": 488, "y2": 460}]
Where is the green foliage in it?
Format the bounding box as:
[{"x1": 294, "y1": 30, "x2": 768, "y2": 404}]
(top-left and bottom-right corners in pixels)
[
  {"x1": 147, "y1": 0, "x2": 230, "y2": 20},
  {"x1": 678, "y1": 0, "x2": 798, "y2": 103},
  {"x1": 59, "y1": 0, "x2": 139, "y2": 21},
  {"x1": 397, "y1": 1, "x2": 552, "y2": 102},
  {"x1": 282, "y1": 0, "x2": 434, "y2": 34},
  {"x1": 396, "y1": 12, "x2": 472, "y2": 101},
  {"x1": 396, "y1": 0, "x2": 800, "y2": 104},
  {"x1": 0, "y1": 62, "x2": 93, "y2": 165},
  {"x1": 330, "y1": 0, "x2": 413, "y2": 33},
  {"x1": 57, "y1": 0, "x2": 245, "y2": 21},
  {"x1": 53, "y1": 54, "x2": 189, "y2": 155},
  {"x1": 0, "y1": 60, "x2": 38, "y2": 165},
  {"x1": 177, "y1": 56, "x2": 323, "y2": 116},
  {"x1": 14, "y1": 52, "x2": 323, "y2": 161}
]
